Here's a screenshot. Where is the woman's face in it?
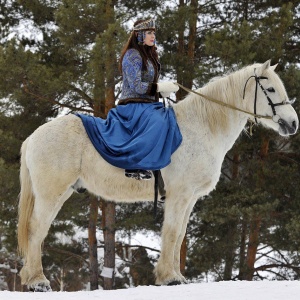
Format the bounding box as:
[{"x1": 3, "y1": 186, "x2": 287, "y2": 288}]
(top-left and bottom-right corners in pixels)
[{"x1": 143, "y1": 30, "x2": 156, "y2": 46}]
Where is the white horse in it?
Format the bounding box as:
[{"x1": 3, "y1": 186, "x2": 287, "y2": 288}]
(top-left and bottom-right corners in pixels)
[{"x1": 17, "y1": 60, "x2": 298, "y2": 291}]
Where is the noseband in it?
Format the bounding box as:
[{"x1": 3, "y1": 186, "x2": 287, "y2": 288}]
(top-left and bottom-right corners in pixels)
[{"x1": 243, "y1": 69, "x2": 288, "y2": 124}]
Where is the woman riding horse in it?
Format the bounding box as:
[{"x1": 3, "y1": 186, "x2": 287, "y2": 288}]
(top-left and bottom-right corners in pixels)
[{"x1": 77, "y1": 19, "x2": 182, "y2": 180}]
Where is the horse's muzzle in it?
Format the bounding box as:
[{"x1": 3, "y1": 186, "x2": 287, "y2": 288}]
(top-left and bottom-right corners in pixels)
[{"x1": 278, "y1": 118, "x2": 298, "y2": 136}]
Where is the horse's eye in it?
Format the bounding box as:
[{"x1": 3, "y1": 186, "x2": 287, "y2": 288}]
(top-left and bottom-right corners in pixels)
[{"x1": 267, "y1": 87, "x2": 275, "y2": 93}]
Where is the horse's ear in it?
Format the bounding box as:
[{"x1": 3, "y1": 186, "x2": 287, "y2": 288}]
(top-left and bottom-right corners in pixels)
[
  {"x1": 257, "y1": 60, "x2": 271, "y2": 75},
  {"x1": 261, "y1": 60, "x2": 271, "y2": 71},
  {"x1": 270, "y1": 63, "x2": 278, "y2": 71}
]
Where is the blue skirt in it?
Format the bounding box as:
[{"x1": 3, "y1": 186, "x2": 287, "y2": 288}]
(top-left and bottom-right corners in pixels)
[{"x1": 76, "y1": 102, "x2": 182, "y2": 170}]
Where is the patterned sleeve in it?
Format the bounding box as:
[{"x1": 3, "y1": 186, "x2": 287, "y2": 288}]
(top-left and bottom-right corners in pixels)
[{"x1": 122, "y1": 49, "x2": 152, "y2": 95}]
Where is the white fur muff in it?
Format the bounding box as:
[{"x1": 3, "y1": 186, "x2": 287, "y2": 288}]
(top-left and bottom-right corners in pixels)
[{"x1": 157, "y1": 81, "x2": 179, "y2": 98}]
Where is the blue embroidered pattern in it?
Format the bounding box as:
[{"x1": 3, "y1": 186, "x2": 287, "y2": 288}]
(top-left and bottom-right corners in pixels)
[{"x1": 119, "y1": 48, "x2": 157, "y2": 101}]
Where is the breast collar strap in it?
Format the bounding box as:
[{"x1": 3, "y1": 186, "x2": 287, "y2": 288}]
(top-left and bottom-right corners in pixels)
[{"x1": 243, "y1": 69, "x2": 287, "y2": 124}]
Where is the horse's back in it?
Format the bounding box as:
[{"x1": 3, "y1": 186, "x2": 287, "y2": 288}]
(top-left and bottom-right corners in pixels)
[
  {"x1": 28, "y1": 113, "x2": 85, "y2": 143},
  {"x1": 25, "y1": 114, "x2": 87, "y2": 191},
  {"x1": 23, "y1": 114, "x2": 156, "y2": 202}
]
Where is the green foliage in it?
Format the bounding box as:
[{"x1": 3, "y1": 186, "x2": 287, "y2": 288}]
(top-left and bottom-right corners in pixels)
[{"x1": 205, "y1": 20, "x2": 256, "y2": 67}]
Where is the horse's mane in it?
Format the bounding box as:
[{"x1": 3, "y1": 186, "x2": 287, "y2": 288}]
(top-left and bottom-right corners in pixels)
[{"x1": 174, "y1": 64, "x2": 264, "y2": 134}]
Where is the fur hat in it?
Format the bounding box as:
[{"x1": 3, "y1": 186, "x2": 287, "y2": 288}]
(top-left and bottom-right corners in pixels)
[{"x1": 133, "y1": 19, "x2": 155, "y2": 31}]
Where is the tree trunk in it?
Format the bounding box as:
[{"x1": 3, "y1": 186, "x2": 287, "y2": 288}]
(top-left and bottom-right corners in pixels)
[
  {"x1": 101, "y1": 12, "x2": 117, "y2": 287},
  {"x1": 238, "y1": 219, "x2": 247, "y2": 280},
  {"x1": 242, "y1": 137, "x2": 269, "y2": 280},
  {"x1": 88, "y1": 195, "x2": 99, "y2": 290},
  {"x1": 176, "y1": 0, "x2": 198, "y2": 271},
  {"x1": 260, "y1": 137, "x2": 269, "y2": 160},
  {"x1": 223, "y1": 152, "x2": 240, "y2": 280},
  {"x1": 186, "y1": 0, "x2": 197, "y2": 89},
  {"x1": 239, "y1": 137, "x2": 269, "y2": 280},
  {"x1": 223, "y1": 221, "x2": 237, "y2": 280},
  {"x1": 175, "y1": 0, "x2": 186, "y2": 101},
  {"x1": 245, "y1": 217, "x2": 261, "y2": 280},
  {"x1": 176, "y1": 0, "x2": 198, "y2": 100},
  {"x1": 102, "y1": 200, "x2": 116, "y2": 290}
]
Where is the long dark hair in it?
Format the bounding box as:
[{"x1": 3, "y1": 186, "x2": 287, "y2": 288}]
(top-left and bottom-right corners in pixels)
[{"x1": 119, "y1": 20, "x2": 159, "y2": 73}]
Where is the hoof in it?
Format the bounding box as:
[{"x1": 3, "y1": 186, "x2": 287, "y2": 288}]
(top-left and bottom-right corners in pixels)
[
  {"x1": 30, "y1": 283, "x2": 52, "y2": 292},
  {"x1": 167, "y1": 280, "x2": 182, "y2": 286}
]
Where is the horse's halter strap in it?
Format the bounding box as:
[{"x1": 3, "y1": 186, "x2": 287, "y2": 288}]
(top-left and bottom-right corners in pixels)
[{"x1": 243, "y1": 69, "x2": 287, "y2": 124}]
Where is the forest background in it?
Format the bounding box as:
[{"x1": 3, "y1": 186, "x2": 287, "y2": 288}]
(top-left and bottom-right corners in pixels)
[{"x1": 1, "y1": 0, "x2": 300, "y2": 292}]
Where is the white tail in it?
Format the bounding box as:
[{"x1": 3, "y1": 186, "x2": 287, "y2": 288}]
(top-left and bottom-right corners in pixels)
[{"x1": 17, "y1": 138, "x2": 35, "y2": 258}]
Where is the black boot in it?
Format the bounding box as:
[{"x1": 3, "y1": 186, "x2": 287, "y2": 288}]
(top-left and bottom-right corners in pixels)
[{"x1": 125, "y1": 169, "x2": 152, "y2": 180}]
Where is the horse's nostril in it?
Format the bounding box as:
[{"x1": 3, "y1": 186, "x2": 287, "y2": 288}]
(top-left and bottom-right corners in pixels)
[{"x1": 292, "y1": 120, "x2": 297, "y2": 129}]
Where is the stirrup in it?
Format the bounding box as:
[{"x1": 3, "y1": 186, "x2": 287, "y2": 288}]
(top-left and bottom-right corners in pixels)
[
  {"x1": 125, "y1": 169, "x2": 152, "y2": 180},
  {"x1": 139, "y1": 170, "x2": 152, "y2": 180}
]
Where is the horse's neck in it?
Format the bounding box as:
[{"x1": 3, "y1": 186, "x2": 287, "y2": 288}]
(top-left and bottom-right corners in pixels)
[
  {"x1": 176, "y1": 106, "x2": 247, "y2": 155},
  {"x1": 174, "y1": 73, "x2": 250, "y2": 155}
]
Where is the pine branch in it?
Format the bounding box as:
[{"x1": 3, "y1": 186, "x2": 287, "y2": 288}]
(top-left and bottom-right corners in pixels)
[
  {"x1": 119, "y1": 244, "x2": 160, "y2": 253},
  {"x1": 253, "y1": 270, "x2": 267, "y2": 280},
  {"x1": 254, "y1": 263, "x2": 300, "y2": 272},
  {"x1": 22, "y1": 84, "x2": 99, "y2": 115},
  {"x1": 255, "y1": 268, "x2": 288, "y2": 280},
  {"x1": 256, "y1": 252, "x2": 285, "y2": 265},
  {"x1": 220, "y1": 170, "x2": 232, "y2": 181},
  {"x1": 277, "y1": 139, "x2": 292, "y2": 151},
  {"x1": 275, "y1": 249, "x2": 291, "y2": 265},
  {"x1": 45, "y1": 247, "x2": 88, "y2": 264},
  {"x1": 98, "y1": 243, "x2": 160, "y2": 253},
  {"x1": 67, "y1": 83, "x2": 94, "y2": 109},
  {"x1": 255, "y1": 247, "x2": 273, "y2": 261},
  {"x1": 269, "y1": 152, "x2": 300, "y2": 163}
]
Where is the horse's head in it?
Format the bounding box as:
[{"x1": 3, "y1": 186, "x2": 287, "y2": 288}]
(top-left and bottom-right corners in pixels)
[{"x1": 244, "y1": 60, "x2": 298, "y2": 136}]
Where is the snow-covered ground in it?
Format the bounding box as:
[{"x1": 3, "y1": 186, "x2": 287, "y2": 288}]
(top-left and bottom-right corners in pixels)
[{"x1": 1, "y1": 281, "x2": 299, "y2": 300}]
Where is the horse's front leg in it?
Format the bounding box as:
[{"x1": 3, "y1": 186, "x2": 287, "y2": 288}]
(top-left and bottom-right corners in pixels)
[
  {"x1": 173, "y1": 198, "x2": 197, "y2": 281},
  {"x1": 154, "y1": 194, "x2": 192, "y2": 285}
]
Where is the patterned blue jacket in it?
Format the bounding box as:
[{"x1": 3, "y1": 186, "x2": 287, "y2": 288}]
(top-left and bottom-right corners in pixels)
[{"x1": 118, "y1": 48, "x2": 160, "y2": 105}]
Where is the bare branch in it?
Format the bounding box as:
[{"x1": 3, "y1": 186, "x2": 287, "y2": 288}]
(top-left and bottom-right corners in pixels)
[
  {"x1": 45, "y1": 247, "x2": 88, "y2": 264},
  {"x1": 255, "y1": 263, "x2": 300, "y2": 272},
  {"x1": 67, "y1": 83, "x2": 94, "y2": 109},
  {"x1": 22, "y1": 85, "x2": 99, "y2": 115}
]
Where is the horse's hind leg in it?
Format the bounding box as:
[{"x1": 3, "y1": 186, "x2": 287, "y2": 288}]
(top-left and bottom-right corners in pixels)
[{"x1": 20, "y1": 188, "x2": 73, "y2": 291}]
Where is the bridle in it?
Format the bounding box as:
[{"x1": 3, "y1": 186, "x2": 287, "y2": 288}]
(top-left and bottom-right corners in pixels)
[{"x1": 242, "y1": 69, "x2": 289, "y2": 124}]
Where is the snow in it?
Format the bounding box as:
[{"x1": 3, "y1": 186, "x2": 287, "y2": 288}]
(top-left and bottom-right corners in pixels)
[{"x1": 1, "y1": 281, "x2": 299, "y2": 300}]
